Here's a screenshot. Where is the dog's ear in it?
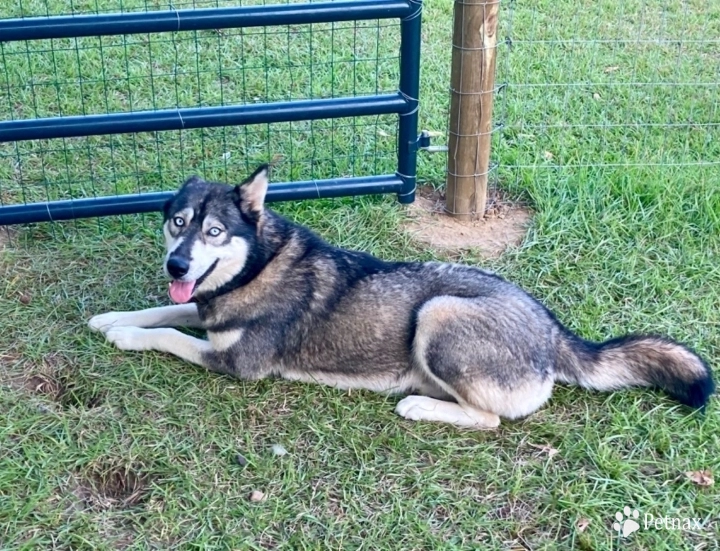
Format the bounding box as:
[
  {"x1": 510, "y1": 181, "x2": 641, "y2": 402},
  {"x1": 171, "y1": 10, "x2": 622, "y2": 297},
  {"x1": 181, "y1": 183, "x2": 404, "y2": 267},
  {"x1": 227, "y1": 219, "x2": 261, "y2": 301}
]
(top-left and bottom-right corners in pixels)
[
  {"x1": 182, "y1": 175, "x2": 205, "y2": 189},
  {"x1": 233, "y1": 164, "x2": 269, "y2": 223},
  {"x1": 162, "y1": 196, "x2": 174, "y2": 219}
]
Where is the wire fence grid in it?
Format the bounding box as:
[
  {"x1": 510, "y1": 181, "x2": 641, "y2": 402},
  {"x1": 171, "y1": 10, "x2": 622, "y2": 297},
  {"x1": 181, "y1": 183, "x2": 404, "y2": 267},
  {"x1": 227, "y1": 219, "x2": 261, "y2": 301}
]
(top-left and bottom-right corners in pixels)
[
  {"x1": 0, "y1": 0, "x2": 401, "y2": 220},
  {"x1": 488, "y1": 0, "x2": 720, "y2": 197}
]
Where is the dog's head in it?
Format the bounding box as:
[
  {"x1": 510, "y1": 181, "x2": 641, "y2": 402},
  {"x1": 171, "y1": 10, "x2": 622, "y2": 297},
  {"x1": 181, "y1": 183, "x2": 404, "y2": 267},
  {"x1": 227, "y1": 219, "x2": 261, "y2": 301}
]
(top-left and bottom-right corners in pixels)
[{"x1": 162, "y1": 164, "x2": 270, "y2": 303}]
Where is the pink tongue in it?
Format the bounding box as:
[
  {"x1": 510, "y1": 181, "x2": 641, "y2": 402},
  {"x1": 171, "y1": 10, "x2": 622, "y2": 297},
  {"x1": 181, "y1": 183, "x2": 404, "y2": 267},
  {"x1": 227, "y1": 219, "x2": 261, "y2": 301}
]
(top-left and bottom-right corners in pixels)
[{"x1": 169, "y1": 280, "x2": 196, "y2": 304}]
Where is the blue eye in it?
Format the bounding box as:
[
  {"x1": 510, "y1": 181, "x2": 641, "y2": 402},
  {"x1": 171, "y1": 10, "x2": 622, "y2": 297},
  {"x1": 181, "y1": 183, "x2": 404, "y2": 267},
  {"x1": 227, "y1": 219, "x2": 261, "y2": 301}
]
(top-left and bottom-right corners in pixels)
[
  {"x1": 208, "y1": 227, "x2": 222, "y2": 237},
  {"x1": 173, "y1": 217, "x2": 184, "y2": 227}
]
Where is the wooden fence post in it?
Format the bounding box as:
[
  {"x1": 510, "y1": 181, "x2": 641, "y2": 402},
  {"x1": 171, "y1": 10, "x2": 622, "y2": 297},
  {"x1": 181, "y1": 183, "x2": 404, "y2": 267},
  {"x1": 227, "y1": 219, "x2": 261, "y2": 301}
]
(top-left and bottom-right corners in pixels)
[{"x1": 445, "y1": 0, "x2": 500, "y2": 221}]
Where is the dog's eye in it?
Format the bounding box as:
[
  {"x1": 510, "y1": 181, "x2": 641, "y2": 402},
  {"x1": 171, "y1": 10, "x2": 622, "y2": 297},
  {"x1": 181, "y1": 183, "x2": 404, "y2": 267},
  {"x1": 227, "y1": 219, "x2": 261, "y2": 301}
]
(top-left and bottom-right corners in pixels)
[
  {"x1": 173, "y1": 217, "x2": 184, "y2": 227},
  {"x1": 208, "y1": 227, "x2": 222, "y2": 237}
]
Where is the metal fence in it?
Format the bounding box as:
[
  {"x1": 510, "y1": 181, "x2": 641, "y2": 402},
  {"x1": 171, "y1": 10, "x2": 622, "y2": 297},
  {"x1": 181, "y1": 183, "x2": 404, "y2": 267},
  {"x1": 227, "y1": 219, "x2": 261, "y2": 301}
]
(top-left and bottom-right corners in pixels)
[
  {"x1": 0, "y1": 0, "x2": 422, "y2": 226},
  {"x1": 491, "y1": 0, "x2": 720, "y2": 195}
]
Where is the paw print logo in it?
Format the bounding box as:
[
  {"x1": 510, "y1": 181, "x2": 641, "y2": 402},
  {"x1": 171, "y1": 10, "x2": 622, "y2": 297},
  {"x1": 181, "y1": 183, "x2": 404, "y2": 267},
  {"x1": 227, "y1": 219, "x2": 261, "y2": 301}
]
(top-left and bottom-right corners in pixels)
[{"x1": 613, "y1": 506, "x2": 640, "y2": 537}]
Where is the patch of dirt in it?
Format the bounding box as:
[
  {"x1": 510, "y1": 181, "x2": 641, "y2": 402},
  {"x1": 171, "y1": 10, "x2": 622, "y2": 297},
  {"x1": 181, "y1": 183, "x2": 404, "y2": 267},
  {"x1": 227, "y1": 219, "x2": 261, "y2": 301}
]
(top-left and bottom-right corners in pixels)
[
  {"x1": 3, "y1": 352, "x2": 105, "y2": 410},
  {"x1": 486, "y1": 498, "x2": 535, "y2": 522},
  {"x1": 70, "y1": 466, "x2": 152, "y2": 511},
  {"x1": 57, "y1": 372, "x2": 105, "y2": 410},
  {"x1": 402, "y1": 186, "x2": 532, "y2": 258},
  {"x1": 25, "y1": 373, "x2": 63, "y2": 400}
]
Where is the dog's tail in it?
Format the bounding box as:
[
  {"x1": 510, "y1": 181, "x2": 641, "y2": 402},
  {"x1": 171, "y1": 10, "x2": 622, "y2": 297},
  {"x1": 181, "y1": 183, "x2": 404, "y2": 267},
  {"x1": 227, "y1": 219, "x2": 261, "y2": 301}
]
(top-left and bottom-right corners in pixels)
[{"x1": 555, "y1": 333, "x2": 714, "y2": 409}]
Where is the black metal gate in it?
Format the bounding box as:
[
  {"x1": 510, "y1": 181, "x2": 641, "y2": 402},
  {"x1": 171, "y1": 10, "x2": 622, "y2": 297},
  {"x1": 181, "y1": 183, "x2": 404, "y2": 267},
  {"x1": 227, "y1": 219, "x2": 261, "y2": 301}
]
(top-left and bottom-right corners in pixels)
[{"x1": 0, "y1": 0, "x2": 422, "y2": 225}]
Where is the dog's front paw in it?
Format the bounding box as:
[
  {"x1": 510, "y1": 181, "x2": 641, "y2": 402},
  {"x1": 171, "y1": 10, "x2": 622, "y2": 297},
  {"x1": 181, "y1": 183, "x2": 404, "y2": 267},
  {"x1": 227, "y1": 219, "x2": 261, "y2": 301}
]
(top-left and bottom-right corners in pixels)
[
  {"x1": 88, "y1": 311, "x2": 134, "y2": 333},
  {"x1": 105, "y1": 326, "x2": 153, "y2": 351}
]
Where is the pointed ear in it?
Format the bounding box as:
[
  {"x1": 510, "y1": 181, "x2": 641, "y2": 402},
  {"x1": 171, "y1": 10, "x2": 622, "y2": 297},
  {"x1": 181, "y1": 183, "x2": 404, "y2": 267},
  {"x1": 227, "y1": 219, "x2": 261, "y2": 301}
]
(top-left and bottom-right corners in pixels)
[
  {"x1": 233, "y1": 164, "x2": 269, "y2": 221},
  {"x1": 162, "y1": 196, "x2": 174, "y2": 219},
  {"x1": 181, "y1": 175, "x2": 205, "y2": 189}
]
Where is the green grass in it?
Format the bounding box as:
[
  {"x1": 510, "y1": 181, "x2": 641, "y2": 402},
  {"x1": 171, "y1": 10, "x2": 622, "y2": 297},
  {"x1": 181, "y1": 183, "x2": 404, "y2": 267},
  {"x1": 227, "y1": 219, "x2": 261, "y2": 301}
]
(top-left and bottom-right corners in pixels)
[{"x1": 2, "y1": 0, "x2": 720, "y2": 549}]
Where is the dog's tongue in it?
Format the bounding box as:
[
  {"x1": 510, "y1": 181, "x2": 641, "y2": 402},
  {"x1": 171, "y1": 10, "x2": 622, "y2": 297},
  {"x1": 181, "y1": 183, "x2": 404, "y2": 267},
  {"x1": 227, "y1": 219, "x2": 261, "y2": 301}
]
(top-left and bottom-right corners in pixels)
[{"x1": 169, "y1": 280, "x2": 196, "y2": 304}]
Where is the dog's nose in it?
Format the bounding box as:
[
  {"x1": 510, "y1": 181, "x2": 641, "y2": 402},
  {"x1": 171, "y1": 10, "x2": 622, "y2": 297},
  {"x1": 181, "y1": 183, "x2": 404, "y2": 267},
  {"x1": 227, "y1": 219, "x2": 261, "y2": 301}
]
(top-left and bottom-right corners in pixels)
[{"x1": 166, "y1": 256, "x2": 190, "y2": 279}]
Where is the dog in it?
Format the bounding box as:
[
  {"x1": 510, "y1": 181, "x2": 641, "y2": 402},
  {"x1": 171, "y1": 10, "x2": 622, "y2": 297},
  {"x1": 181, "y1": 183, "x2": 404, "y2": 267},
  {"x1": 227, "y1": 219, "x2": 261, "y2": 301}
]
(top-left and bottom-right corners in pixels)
[{"x1": 88, "y1": 165, "x2": 714, "y2": 429}]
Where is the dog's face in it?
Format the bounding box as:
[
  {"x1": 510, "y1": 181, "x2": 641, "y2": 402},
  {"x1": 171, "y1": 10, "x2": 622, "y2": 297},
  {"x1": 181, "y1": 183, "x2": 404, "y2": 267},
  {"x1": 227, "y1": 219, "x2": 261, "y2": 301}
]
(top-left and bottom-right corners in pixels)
[{"x1": 162, "y1": 165, "x2": 269, "y2": 303}]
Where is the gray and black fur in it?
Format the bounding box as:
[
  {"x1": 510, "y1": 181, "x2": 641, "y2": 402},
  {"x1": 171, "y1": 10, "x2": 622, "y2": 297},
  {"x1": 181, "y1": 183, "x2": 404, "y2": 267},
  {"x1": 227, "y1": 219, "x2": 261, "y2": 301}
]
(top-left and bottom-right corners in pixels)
[{"x1": 89, "y1": 165, "x2": 714, "y2": 429}]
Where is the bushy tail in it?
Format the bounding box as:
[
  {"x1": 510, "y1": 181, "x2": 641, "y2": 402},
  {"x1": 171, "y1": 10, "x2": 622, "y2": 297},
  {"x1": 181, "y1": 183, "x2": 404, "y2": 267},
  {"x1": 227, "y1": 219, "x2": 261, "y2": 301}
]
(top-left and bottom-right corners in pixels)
[{"x1": 556, "y1": 333, "x2": 715, "y2": 409}]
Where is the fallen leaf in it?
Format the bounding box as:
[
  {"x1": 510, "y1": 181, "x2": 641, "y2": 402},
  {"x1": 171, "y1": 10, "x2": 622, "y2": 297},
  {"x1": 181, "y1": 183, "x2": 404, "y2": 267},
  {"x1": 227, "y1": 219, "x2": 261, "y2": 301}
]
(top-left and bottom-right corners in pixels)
[
  {"x1": 249, "y1": 490, "x2": 266, "y2": 502},
  {"x1": 576, "y1": 518, "x2": 591, "y2": 532},
  {"x1": 377, "y1": 129, "x2": 390, "y2": 137},
  {"x1": 685, "y1": 470, "x2": 714, "y2": 487},
  {"x1": 604, "y1": 66, "x2": 620, "y2": 73},
  {"x1": 528, "y1": 443, "x2": 559, "y2": 458},
  {"x1": 543, "y1": 151, "x2": 554, "y2": 160}
]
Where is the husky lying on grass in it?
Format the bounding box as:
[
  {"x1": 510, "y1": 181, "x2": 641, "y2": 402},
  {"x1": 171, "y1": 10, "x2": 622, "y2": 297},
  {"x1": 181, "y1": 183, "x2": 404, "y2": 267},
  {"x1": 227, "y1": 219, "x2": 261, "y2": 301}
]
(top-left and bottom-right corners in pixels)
[{"x1": 89, "y1": 165, "x2": 714, "y2": 429}]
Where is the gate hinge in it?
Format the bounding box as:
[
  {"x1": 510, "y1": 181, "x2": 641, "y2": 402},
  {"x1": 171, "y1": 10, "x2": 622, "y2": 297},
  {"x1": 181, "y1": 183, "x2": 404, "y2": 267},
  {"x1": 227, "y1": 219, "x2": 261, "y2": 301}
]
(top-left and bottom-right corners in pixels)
[{"x1": 417, "y1": 130, "x2": 448, "y2": 153}]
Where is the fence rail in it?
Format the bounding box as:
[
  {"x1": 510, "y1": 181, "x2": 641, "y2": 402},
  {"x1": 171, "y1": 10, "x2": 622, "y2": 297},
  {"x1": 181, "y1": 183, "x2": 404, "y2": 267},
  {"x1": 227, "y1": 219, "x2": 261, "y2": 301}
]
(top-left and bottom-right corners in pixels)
[
  {"x1": 0, "y1": 95, "x2": 410, "y2": 142},
  {"x1": 0, "y1": 175, "x2": 403, "y2": 225},
  {"x1": 0, "y1": 0, "x2": 411, "y2": 40}
]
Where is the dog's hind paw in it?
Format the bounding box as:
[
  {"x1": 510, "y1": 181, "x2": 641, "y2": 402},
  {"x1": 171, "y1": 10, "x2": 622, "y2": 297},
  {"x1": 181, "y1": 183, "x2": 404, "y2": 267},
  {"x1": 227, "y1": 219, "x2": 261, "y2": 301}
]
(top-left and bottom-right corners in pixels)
[
  {"x1": 395, "y1": 395, "x2": 434, "y2": 420},
  {"x1": 88, "y1": 311, "x2": 134, "y2": 333},
  {"x1": 395, "y1": 395, "x2": 500, "y2": 429}
]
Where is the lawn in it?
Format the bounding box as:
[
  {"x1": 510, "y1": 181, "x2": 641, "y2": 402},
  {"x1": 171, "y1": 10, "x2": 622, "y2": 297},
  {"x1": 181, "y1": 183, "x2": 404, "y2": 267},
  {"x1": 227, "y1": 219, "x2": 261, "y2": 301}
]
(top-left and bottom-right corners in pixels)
[{"x1": 1, "y1": 0, "x2": 719, "y2": 549}]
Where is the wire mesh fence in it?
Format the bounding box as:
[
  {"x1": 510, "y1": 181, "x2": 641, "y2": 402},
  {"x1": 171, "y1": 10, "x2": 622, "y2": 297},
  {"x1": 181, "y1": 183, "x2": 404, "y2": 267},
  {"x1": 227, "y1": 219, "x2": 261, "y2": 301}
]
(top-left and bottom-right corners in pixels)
[
  {"x1": 0, "y1": 0, "x2": 403, "y2": 219},
  {"x1": 490, "y1": 0, "x2": 720, "y2": 199}
]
